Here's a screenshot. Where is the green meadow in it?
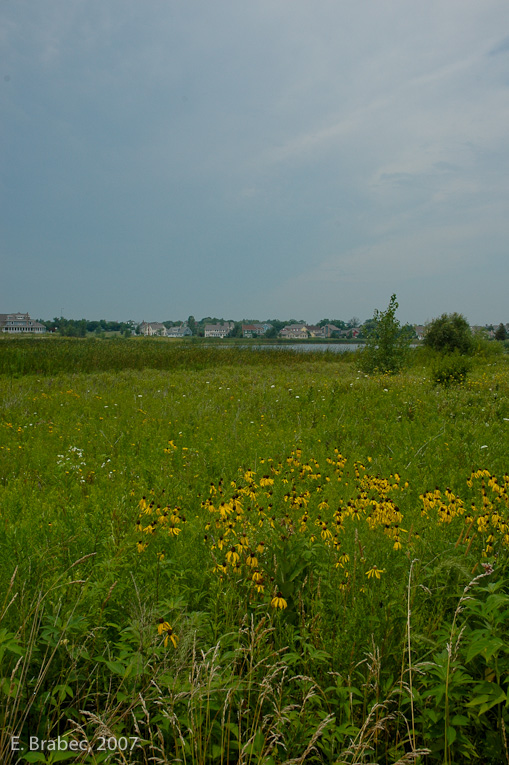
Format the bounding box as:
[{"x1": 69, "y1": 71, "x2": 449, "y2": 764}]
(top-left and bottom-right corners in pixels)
[{"x1": 1, "y1": 338, "x2": 508, "y2": 764}]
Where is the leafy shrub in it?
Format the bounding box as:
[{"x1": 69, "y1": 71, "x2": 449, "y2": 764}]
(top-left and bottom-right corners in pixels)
[
  {"x1": 494, "y1": 322, "x2": 507, "y2": 342},
  {"x1": 472, "y1": 332, "x2": 504, "y2": 359},
  {"x1": 423, "y1": 313, "x2": 473, "y2": 355},
  {"x1": 361, "y1": 294, "x2": 411, "y2": 374},
  {"x1": 431, "y1": 352, "x2": 471, "y2": 386}
]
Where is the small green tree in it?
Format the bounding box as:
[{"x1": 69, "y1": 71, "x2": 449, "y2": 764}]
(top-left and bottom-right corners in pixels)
[
  {"x1": 228, "y1": 322, "x2": 242, "y2": 338},
  {"x1": 187, "y1": 315, "x2": 197, "y2": 335},
  {"x1": 361, "y1": 294, "x2": 410, "y2": 373},
  {"x1": 494, "y1": 323, "x2": 507, "y2": 342},
  {"x1": 423, "y1": 313, "x2": 473, "y2": 355}
]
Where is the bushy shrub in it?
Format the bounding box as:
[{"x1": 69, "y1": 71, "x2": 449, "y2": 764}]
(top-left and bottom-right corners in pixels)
[
  {"x1": 431, "y1": 352, "x2": 471, "y2": 386},
  {"x1": 494, "y1": 322, "x2": 507, "y2": 342},
  {"x1": 472, "y1": 332, "x2": 504, "y2": 359},
  {"x1": 423, "y1": 313, "x2": 473, "y2": 355}
]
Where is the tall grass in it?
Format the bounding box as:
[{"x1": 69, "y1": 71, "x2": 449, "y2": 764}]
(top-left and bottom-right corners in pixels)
[
  {"x1": 0, "y1": 346, "x2": 508, "y2": 762},
  {"x1": 0, "y1": 337, "x2": 347, "y2": 376}
]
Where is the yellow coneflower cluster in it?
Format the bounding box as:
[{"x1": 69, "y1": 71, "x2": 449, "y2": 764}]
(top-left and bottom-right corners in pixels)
[
  {"x1": 419, "y1": 487, "x2": 465, "y2": 524},
  {"x1": 136, "y1": 447, "x2": 506, "y2": 614},
  {"x1": 420, "y1": 470, "x2": 509, "y2": 557},
  {"x1": 192, "y1": 449, "x2": 409, "y2": 605},
  {"x1": 135, "y1": 494, "x2": 187, "y2": 554}
]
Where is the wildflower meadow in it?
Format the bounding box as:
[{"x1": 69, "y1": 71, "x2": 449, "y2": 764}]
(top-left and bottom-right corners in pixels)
[{"x1": 0, "y1": 338, "x2": 508, "y2": 764}]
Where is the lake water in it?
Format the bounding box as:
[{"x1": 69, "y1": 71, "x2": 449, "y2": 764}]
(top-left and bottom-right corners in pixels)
[
  {"x1": 234, "y1": 343, "x2": 418, "y2": 353},
  {"x1": 202, "y1": 343, "x2": 418, "y2": 353},
  {"x1": 216, "y1": 343, "x2": 364, "y2": 353},
  {"x1": 268, "y1": 343, "x2": 363, "y2": 353}
]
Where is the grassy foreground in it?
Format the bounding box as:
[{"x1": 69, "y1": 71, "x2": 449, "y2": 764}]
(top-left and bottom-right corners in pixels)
[{"x1": 0, "y1": 340, "x2": 508, "y2": 764}]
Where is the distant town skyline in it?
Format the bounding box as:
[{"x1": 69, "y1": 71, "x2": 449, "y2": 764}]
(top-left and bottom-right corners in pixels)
[
  {"x1": 5, "y1": 311, "x2": 506, "y2": 333},
  {"x1": 2, "y1": 1, "x2": 509, "y2": 325}
]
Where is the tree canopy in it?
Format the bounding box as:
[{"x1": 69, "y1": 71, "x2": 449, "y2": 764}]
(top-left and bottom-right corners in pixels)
[{"x1": 423, "y1": 313, "x2": 473, "y2": 355}]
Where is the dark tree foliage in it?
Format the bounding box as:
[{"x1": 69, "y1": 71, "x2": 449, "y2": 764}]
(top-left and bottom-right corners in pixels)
[
  {"x1": 41, "y1": 317, "x2": 133, "y2": 336},
  {"x1": 495, "y1": 323, "x2": 507, "y2": 342},
  {"x1": 423, "y1": 313, "x2": 473, "y2": 355},
  {"x1": 228, "y1": 322, "x2": 243, "y2": 338}
]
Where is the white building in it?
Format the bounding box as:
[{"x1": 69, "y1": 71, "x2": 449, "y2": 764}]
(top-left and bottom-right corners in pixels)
[
  {"x1": 0, "y1": 312, "x2": 46, "y2": 334},
  {"x1": 138, "y1": 321, "x2": 167, "y2": 337},
  {"x1": 204, "y1": 322, "x2": 234, "y2": 338},
  {"x1": 166, "y1": 325, "x2": 193, "y2": 337}
]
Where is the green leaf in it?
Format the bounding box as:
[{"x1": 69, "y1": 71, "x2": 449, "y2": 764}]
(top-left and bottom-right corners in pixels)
[
  {"x1": 465, "y1": 636, "x2": 505, "y2": 664},
  {"x1": 226, "y1": 721, "x2": 239, "y2": 739},
  {"x1": 103, "y1": 660, "x2": 126, "y2": 675},
  {"x1": 451, "y1": 714, "x2": 470, "y2": 726},
  {"x1": 50, "y1": 752, "x2": 81, "y2": 763},
  {"x1": 446, "y1": 725, "x2": 457, "y2": 745},
  {"x1": 467, "y1": 681, "x2": 507, "y2": 714},
  {"x1": 51, "y1": 684, "x2": 74, "y2": 702}
]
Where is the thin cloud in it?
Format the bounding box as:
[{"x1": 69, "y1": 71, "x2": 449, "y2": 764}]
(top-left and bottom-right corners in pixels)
[{"x1": 488, "y1": 36, "x2": 509, "y2": 56}]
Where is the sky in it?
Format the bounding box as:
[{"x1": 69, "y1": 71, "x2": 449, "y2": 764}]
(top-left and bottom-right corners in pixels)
[{"x1": 1, "y1": 0, "x2": 509, "y2": 326}]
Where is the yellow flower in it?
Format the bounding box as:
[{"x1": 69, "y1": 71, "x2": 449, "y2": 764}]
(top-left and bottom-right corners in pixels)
[
  {"x1": 246, "y1": 552, "x2": 258, "y2": 568},
  {"x1": 226, "y1": 547, "x2": 240, "y2": 566},
  {"x1": 157, "y1": 619, "x2": 170, "y2": 635},
  {"x1": 157, "y1": 619, "x2": 178, "y2": 648},
  {"x1": 137, "y1": 540, "x2": 148, "y2": 553},
  {"x1": 271, "y1": 592, "x2": 287, "y2": 610},
  {"x1": 366, "y1": 565, "x2": 385, "y2": 579},
  {"x1": 339, "y1": 571, "x2": 350, "y2": 591}
]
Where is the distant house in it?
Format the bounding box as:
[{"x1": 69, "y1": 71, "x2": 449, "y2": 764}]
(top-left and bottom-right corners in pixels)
[
  {"x1": 0, "y1": 312, "x2": 46, "y2": 334},
  {"x1": 242, "y1": 323, "x2": 271, "y2": 338},
  {"x1": 334, "y1": 327, "x2": 361, "y2": 339},
  {"x1": 138, "y1": 321, "x2": 167, "y2": 337},
  {"x1": 303, "y1": 324, "x2": 342, "y2": 338},
  {"x1": 320, "y1": 324, "x2": 342, "y2": 338},
  {"x1": 279, "y1": 324, "x2": 308, "y2": 339},
  {"x1": 204, "y1": 322, "x2": 234, "y2": 338},
  {"x1": 166, "y1": 325, "x2": 192, "y2": 338}
]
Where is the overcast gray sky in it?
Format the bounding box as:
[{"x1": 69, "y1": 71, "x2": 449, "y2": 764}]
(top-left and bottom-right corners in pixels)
[{"x1": 2, "y1": 0, "x2": 508, "y2": 325}]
